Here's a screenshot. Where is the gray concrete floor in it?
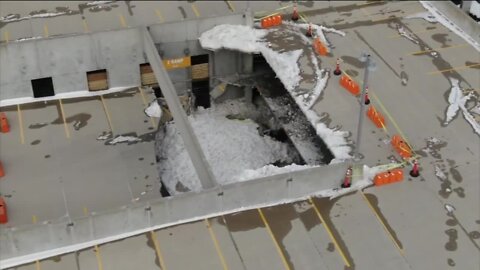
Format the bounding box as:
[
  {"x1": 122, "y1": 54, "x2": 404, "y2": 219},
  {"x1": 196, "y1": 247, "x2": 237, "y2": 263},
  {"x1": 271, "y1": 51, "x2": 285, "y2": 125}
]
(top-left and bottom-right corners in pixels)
[
  {"x1": 1, "y1": 1, "x2": 479, "y2": 270},
  {"x1": 0, "y1": 88, "x2": 160, "y2": 226}
]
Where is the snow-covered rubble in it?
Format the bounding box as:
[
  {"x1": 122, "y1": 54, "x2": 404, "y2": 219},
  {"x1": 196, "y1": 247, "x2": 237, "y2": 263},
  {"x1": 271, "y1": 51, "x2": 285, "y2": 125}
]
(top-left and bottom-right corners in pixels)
[
  {"x1": 283, "y1": 21, "x2": 346, "y2": 49},
  {"x1": 199, "y1": 23, "x2": 352, "y2": 163},
  {"x1": 157, "y1": 100, "x2": 299, "y2": 195},
  {"x1": 107, "y1": 135, "x2": 142, "y2": 145},
  {"x1": 444, "y1": 77, "x2": 480, "y2": 135},
  {"x1": 144, "y1": 100, "x2": 162, "y2": 118},
  {"x1": 233, "y1": 164, "x2": 316, "y2": 182}
]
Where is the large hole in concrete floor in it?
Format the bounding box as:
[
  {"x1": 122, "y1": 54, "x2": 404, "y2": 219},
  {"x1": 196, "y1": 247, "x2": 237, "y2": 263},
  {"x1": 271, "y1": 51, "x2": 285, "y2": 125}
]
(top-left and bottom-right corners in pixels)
[{"x1": 156, "y1": 55, "x2": 334, "y2": 197}]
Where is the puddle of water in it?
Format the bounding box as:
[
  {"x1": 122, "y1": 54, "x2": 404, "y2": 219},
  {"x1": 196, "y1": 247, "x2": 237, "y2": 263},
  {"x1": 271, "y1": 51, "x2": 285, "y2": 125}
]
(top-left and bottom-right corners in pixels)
[
  {"x1": 445, "y1": 228, "x2": 458, "y2": 251},
  {"x1": 44, "y1": 154, "x2": 51, "y2": 159},
  {"x1": 469, "y1": 231, "x2": 480, "y2": 240},
  {"x1": 445, "y1": 218, "x2": 457, "y2": 226},
  {"x1": 447, "y1": 258, "x2": 455, "y2": 267},
  {"x1": 465, "y1": 61, "x2": 480, "y2": 69},
  {"x1": 145, "y1": 233, "x2": 161, "y2": 268},
  {"x1": 31, "y1": 139, "x2": 41, "y2": 145},
  {"x1": 178, "y1": 6, "x2": 187, "y2": 19},
  {"x1": 431, "y1": 33, "x2": 450, "y2": 47},
  {"x1": 221, "y1": 210, "x2": 265, "y2": 232},
  {"x1": 29, "y1": 123, "x2": 48, "y2": 129}
]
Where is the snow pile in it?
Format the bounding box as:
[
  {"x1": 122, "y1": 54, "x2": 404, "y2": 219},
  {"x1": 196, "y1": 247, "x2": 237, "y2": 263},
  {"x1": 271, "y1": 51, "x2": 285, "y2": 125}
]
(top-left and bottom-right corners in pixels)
[
  {"x1": 445, "y1": 203, "x2": 456, "y2": 213},
  {"x1": 434, "y1": 165, "x2": 447, "y2": 181},
  {"x1": 157, "y1": 101, "x2": 297, "y2": 194},
  {"x1": 283, "y1": 21, "x2": 346, "y2": 49},
  {"x1": 397, "y1": 26, "x2": 419, "y2": 44},
  {"x1": 405, "y1": 11, "x2": 438, "y2": 23},
  {"x1": 233, "y1": 164, "x2": 316, "y2": 182},
  {"x1": 469, "y1": 1, "x2": 480, "y2": 18},
  {"x1": 144, "y1": 100, "x2": 162, "y2": 118},
  {"x1": 419, "y1": 1, "x2": 480, "y2": 52},
  {"x1": 259, "y1": 48, "x2": 303, "y2": 91},
  {"x1": 107, "y1": 135, "x2": 141, "y2": 145},
  {"x1": 444, "y1": 77, "x2": 480, "y2": 135},
  {"x1": 199, "y1": 23, "x2": 352, "y2": 163},
  {"x1": 199, "y1": 24, "x2": 269, "y2": 53},
  {"x1": 305, "y1": 53, "x2": 329, "y2": 109}
]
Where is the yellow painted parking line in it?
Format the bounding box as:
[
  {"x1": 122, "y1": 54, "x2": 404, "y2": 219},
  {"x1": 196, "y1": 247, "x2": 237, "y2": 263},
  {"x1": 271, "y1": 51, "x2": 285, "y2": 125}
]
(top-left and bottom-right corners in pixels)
[
  {"x1": 257, "y1": 208, "x2": 291, "y2": 270},
  {"x1": 17, "y1": 104, "x2": 25, "y2": 144},
  {"x1": 43, "y1": 23, "x2": 49, "y2": 37},
  {"x1": 100, "y1": 95, "x2": 114, "y2": 134},
  {"x1": 83, "y1": 207, "x2": 89, "y2": 216},
  {"x1": 369, "y1": 91, "x2": 412, "y2": 148},
  {"x1": 155, "y1": 8, "x2": 165, "y2": 23},
  {"x1": 138, "y1": 87, "x2": 157, "y2": 129},
  {"x1": 94, "y1": 245, "x2": 104, "y2": 270},
  {"x1": 360, "y1": 192, "x2": 404, "y2": 255},
  {"x1": 59, "y1": 99, "x2": 71, "y2": 139},
  {"x1": 119, "y1": 14, "x2": 127, "y2": 28},
  {"x1": 191, "y1": 3, "x2": 200, "y2": 18},
  {"x1": 225, "y1": 0, "x2": 235, "y2": 12},
  {"x1": 308, "y1": 198, "x2": 351, "y2": 268},
  {"x1": 35, "y1": 260, "x2": 41, "y2": 270},
  {"x1": 32, "y1": 215, "x2": 37, "y2": 224},
  {"x1": 428, "y1": 63, "x2": 480, "y2": 75},
  {"x1": 408, "y1": 43, "x2": 468, "y2": 55},
  {"x1": 205, "y1": 219, "x2": 229, "y2": 270},
  {"x1": 150, "y1": 231, "x2": 168, "y2": 270},
  {"x1": 82, "y1": 18, "x2": 90, "y2": 33},
  {"x1": 3, "y1": 31, "x2": 9, "y2": 43}
]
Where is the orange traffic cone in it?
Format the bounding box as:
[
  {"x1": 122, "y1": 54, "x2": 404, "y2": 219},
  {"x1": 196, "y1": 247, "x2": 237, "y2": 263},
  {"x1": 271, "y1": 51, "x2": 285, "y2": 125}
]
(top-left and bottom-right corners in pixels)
[
  {"x1": 0, "y1": 113, "x2": 9, "y2": 133},
  {"x1": 0, "y1": 197, "x2": 7, "y2": 224},
  {"x1": 341, "y1": 167, "x2": 352, "y2": 188},
  {"x1": 292, "y1": 5, "x2": 299, "y2": 21},
  {"x1": 410, "y1": 160, "x2": 419, "y2": 177},
  {"x1": 306, "y1": 23, "x2": 313, "y2": 37},
  {"x1": 364, "y1": 87, "x2": 371, "y2": 105},
  {"x1": 333, "y1": 58, "x2": 342, "y2": 76}
]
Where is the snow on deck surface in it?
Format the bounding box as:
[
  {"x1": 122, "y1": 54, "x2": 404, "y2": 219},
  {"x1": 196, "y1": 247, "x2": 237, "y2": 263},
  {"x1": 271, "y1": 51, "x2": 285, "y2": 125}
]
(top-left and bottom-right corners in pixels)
[
  {"x1": 156, "y1": 100, "x2": 303, "y2": 195},
  {"x1": 199, "y1": 22, "x2": 352, "y2": 163}
]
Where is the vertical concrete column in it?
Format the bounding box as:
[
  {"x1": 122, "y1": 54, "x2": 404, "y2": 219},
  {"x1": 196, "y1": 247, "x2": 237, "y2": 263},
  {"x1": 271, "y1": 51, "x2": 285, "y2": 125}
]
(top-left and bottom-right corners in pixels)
[{"x1": 142, "y1": 27, "x2": 216, "y2": 189}]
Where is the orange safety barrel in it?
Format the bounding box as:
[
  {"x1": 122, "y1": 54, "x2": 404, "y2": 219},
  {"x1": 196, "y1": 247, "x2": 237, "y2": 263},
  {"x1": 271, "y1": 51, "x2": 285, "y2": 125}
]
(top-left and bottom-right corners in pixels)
[
  {"x1": 0, "y1": 161, "x2": 4, "y2": 178},
  {"x1": 0, "y1": 197, "x2": 7, "y2": 224}
]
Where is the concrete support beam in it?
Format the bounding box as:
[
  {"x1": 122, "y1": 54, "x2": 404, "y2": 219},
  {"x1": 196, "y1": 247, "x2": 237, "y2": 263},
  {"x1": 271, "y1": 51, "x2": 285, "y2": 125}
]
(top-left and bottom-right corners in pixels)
[{"x1": 142, "y1": 27, "x2": 216, "y2": 189}]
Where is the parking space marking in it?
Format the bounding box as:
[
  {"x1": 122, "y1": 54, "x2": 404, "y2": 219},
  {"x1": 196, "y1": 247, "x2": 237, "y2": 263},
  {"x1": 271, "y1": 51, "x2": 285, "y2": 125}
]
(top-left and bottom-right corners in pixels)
[
  {"x1": 150, "y1": 231, "x2": 168, "y2": 270},
  {"x1": 308, "y1": 198, "x2": 351, "y2": 268},
  {"x1": 119, "y1": 14, "x2": 127, "y2": 28},
  {"x1": 83, "y1": 207, "x2": 89, "y2": 216},
  {"x1": 257, "y1": 208, "x2": 291, "y2": 270},
  {"x1": 205, "y1": 219, "x2": 229, "y2": 270},
  {"x1": 191, "y1": 3, "x2": 201, "y2": 18},
  {"x1": 82, "y1": 18, "x2": 90, "y2": 33},
  {"x1": 17, "y1": 104, "x2": 25, "y2": 144},
  {"x1": 407, "y1": 43, "x2": 468, "y2": 55},
  {"x1": 94, "y1": 245, "x2": 104, "y2": 270},
  {"x1": 100, "y1": 95, "x2": 115, "y2": 134},
  {"x1": 3, "y1": 31, "x2": 9, "y2": 43},
  {"x1": 32, "y1": 215, "x2": 37, "y2": 224},
  {"x1": 138, "y1": 87, "x2": 157, "y2": 129},
  {"x1": 35, "y1": 260, "x2": 41, "y2": 270},
  {"x1": 59, "y1": 99, "x2": 71, "y2": 139},
  {"x1": 155, "y1": 8, "x2": 165, "y2": 23},
  {"x1": 360, "y1": 192, "x2": 404, "y2": 255},
  {"x1": 43, "y1": 23, "x2": 49, "y2": 37},
  {"x1": 428, "y1": 63, "x2": 480, "y2": 75},
  {"x1": 225, "y1": 1, "x2": 235, "y2": 12}
]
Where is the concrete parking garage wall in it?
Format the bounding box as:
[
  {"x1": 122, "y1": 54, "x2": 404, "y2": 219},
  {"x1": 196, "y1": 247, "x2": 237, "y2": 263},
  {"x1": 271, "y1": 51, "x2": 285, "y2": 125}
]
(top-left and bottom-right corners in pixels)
[
  {"x1": 0, "y1": 163, "x2": 349, "y2": 269},
  {"x1": 0, "y1": 28, "x2": 145, "y2": 101},
  {"x1": 0, "y1": 12, "x2": 253, "y2": 102}
]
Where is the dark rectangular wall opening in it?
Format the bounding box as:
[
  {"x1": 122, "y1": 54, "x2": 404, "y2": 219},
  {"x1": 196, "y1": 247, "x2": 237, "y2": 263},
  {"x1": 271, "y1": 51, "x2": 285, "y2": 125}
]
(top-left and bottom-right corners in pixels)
[
  {"x1": 31, "y1": 77, "x2": 55, "y2": 98},
  {"x1": 192, "y1": 80, "x2": 210, "y2": 108},
  {"x1": 191, "y1": 54, "x2": 210, "y2": 108}
]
